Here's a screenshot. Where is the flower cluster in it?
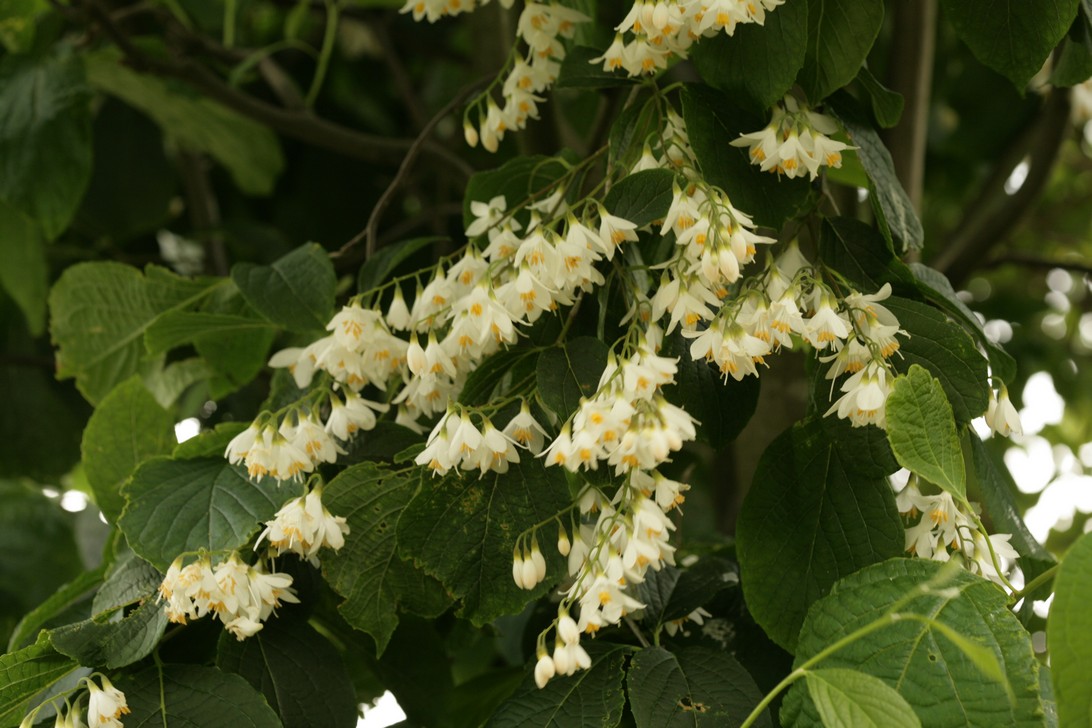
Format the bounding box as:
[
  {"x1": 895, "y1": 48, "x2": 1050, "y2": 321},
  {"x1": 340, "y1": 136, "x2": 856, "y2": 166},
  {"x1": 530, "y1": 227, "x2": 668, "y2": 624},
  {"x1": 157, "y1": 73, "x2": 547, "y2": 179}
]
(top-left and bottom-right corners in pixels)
[
  {"x1": 464, "y1": 3, "x2": 589, "y2": 151},
  {"x1": 526, "y1": 328, "x2": 697, "y2": 687},
  {"x1": 157, "y1": 553, "x2": 299, "y2": 640},
  {"x1": 731, "y1": 95, "x2": 852, "y2": 180},
  {"x1": 256, "y1": 485, "x2": 350, "y2": 566},
  {"x1": 897, "y1": 481, "x2": 1019, "y2": 586},
  {"x1": 593, "y1": 0, "x2": 785, "y2": 75}
]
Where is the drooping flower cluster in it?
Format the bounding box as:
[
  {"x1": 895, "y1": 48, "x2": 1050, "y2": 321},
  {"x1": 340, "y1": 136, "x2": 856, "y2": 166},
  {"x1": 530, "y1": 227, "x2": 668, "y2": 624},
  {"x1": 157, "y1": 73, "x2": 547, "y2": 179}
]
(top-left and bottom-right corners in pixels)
[
  {"x1": 896, "y1": 481, "x2": 1019, "y2": 586},
  {"x1": 593, "y1": 0, "x2": 785, "y2": 75},
  {"x1": 463, "y1": 3, "x2": 590, "y2": 151},
  {"x1": 256, "y1": 485, "x2": 350, "y2": 566},
  {"x1": 157, "y1": 553, "x2": 299, "y2": 640},
  {"x1": 526, "y1": 328, "x2": 697, "y2": 687},
  {"x1": 731, "y1": 95, "x2": 852, "y2": 180}
]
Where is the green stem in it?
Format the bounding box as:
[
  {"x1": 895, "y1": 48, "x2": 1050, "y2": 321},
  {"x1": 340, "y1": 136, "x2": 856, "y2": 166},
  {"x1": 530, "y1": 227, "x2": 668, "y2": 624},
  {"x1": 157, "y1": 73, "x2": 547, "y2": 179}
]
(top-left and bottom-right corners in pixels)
[
  {"x1": 305, "y1": 0, "x2": 340, "y2": 108},
  {"x1": 1009, "y1": 564, "x2": 1059, "y2": 604},
  {"x1": 223, "y1": 0, "x2": 236, "y2": 48},
  {"x1": 739, "y1": 613, "x2": 902, "y2": 728}
]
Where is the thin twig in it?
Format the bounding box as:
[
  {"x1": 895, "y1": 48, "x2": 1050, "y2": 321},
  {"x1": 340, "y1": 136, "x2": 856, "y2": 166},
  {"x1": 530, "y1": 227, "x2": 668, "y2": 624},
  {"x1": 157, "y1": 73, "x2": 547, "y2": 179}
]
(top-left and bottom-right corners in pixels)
[
  {"x1": 336, "y1": 76, "x2": 490, "y2": 260},
  {"x1": 979, "y1": 252, "x2": 1092, "y2": 277}
]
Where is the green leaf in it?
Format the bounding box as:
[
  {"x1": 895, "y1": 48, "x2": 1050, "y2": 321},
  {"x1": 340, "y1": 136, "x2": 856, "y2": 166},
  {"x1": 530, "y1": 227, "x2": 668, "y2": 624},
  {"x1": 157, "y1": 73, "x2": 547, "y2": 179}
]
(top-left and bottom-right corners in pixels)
[
  {"x1": 464, "y1": 155, "x2": 570, "y2": 229},
  {"x1": 827, "y1": 93, "x2": 924, "y2": 253},
  {"x1": 357, "y1": 236, "x2": 439, "y2": 294},
  {"x1": 690, "y1": 0, "x2": 809, "y2": 112},
  {"x1": 460, "y1": 347, "x2": 541, "y2": 406},
  {"x1": 1052, "y1": 5, "x2": 1092, "y2": 86},
  {"x1": 399, "y1": 459, "x2": 572, "y2": 626},
  {"x1": 635, "y1": 556, "x2": 738, "y2": 629},
  {"x1": 661, "y1": 332, "x2": 760, "y2": 447},
  {"x1": 115, "y1": 663, "x2": 284, "y2": 727},
  {"x1": 885, "y1": 365, "x2": 966, "y2": 501},
  {"x1": 321, "y1": 462, "x2": 451, "y2": 655},
  {"x1": 49, "y1": 597, "x2": 168, "y2": 670},
  {"x1": 232, "y1": 243, "x2": 336, "y2": 333},
  {"x1": 797, "y1": 0, "x2": 884, "y2": 102},
  {"x1": 49, "y1": 262, "x2": 216, "y2": 404},
  {"x1": 1048, "y1": 532, "x2": 1092, "y2": 728},
  {"x1": 882, "y1": 297, "x2": 989, "y2": 424},
  {"x1": 0, "y1": 46, "x2": 92, "y2": 239},
  {"x1": 92, "y1": 550, "x2": 163, "y2": 614},
  {"x1": 190, "y1": 290, "x2": 278, "y2": 396},
  {"x1": 448, "y1": 668, "x2": 525, "y2": 728},
  {"x1": 217, "y1": 615, "x2": 358, "y2": 728},
  {"x1": 805, "y1": 669, "x2": 921, "y2": 728},
  {"x1": 681, "y1": 85, "x2": 813, "y2": 229},
  {"x1": 608, "y1": 93, "x2": 659, "y2": 171},
  {"x1": 0, "y1": 0, "x2": 48, "y2": 54},
  {"x1": 0, "y1": 482, "x2": 82, "y2": 622},
  {"x1": 941, "y1": 0, "x2": 1080, "y2": 90},
  {"x1": 0, "y1": 200, "x2": 47, "y2": 335},
  {"x1": 0, "y1": 637, "x2": 79, "y2": 727},
  {"x1": 145, "y1": 311, "x2": 278, "y2": 355},
  {"x1": 556, "y1": 46, "x2": 639, "y2": 88},
  {"x1": 908, "y1": 263, "x2": 1017, "y2": 383},
  {"x1": 627, "y1": 646, "x2": 769, "y2": 727},
  {"x1": 536, "y1": 337, "x2": 609, "y2": 419},
  {"x1": 736, "y1": 419, "x2": 904, "y2": 652},
  {"x1": 81, "y1": 376, "x2": 176, "y2": 524},
  {"x1": 85, "y1": 49, "x2": 285, "y2": 195},
  {"x1": 603, "y1": 168, "x2": 677, "y2": 227},
  {"x1": 488, "y1": 642, "x2": 631, "y2": 728},
  {"x1": 965, "y1": 433, "x2": 1055, "y2": 587},
  {"x1": 118, "y1": 456, "x2": 303, "y2": 572},
  {"x1": 817, "y1": 217, "x2": 915, "y2": 294},
  {"x1": 172, "y1": 422, "x2": 248, "y2": 459},
  {"x1": 855, "y1": 67, "x2": 905, "y2": 128},
  {"x1": 781, "y1": 559, "x2": 1043, "y2": 728},
  {"x1": 8, "y1": 566, "x2": 105, "y2": 651}
]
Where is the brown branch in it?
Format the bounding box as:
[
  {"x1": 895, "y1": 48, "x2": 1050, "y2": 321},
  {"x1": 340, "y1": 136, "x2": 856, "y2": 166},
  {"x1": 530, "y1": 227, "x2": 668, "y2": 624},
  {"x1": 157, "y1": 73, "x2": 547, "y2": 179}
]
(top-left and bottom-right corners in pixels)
[
  {"x1": 884, "y1": 0, "x2": 936, "y2": 223},
  {"x1": 177, "y1": 151, "x2": 229, "y2": 276},
  {"x1": 336, "y1": 76, "x2": 490, "y2": 261},
  {"x1": 81, "y1": 0, "x2": 472, "y2": 173},
  {"x1": 979, "y1": 252, "x2": 1092, "y2": 277},
  {"x1": 931, "y1": 89, "x2": 1072, "y2": 287}
]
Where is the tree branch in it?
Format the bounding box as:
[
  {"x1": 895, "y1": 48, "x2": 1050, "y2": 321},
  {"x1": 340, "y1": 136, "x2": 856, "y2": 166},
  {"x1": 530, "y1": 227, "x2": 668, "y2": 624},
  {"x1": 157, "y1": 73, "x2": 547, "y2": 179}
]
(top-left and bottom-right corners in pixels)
[
  {"x1": 931, "y1": 89, "x2": 1072, "y2": 287},
  {"x1": 978, "y1": 252, "x2": 1092, "y2": 277}
]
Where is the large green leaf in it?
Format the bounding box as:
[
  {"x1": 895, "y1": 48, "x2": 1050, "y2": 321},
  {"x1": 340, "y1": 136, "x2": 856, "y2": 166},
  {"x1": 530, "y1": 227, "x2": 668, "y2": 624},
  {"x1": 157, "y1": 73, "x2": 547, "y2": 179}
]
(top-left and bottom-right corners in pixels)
[
  {"x1": 115, "y1": 663, "x2": 283, "y2": 727},
  {"x1": 0, "y1": 46, "x2": 92, "y2": 239},
  {"x1": 488, "y1": 642, "x2": 631, "y2": 728},
  {"x1": 0, "y1": 200, "x2": 47, "y2": 335},
  {"x1": 1048, "y1": 532, "x2": 1092, "y2": 728},
  {"x1": 0, "y1": 636, "x2": 79, "y2": 727},
  {"x1": 627, "y1": 646, "x2": 769, "y2": 727},
  {"x1": 217, "y1": 615, "x2": 358, "y2": 728},
  {"x1": 0, "y1": 482, "x2": 82, "y2": 627},
  {"x1": 49, "y1": 262, "x2": 216, "y2": 404},
  {"x1": 633, "y1": 555, "x2": 739, "y2": 631},
  {"x1": 882, "y1": 297, "x2": 989, "y2": 424},
  {"x1": 92, "y1": 551, "x2": 163, "y2": 614},
  {"x1": 603, "y1": 168, "x2": 676, "y2": 227},
  {"x1": 144, "y1": 312, "x2": 278, "y2": 356},
  {"x1": 81, "y1": 376, "x2": 176, "y2": 524},
  {"x1": 908, "y1": 263, "x2": 1017, "y2": 384},
  {"x1": 885, "y1": 365, "x2": 967, "y2": 501},
  {"x1": 941, "y1": 0, "x2": 1080, "y2": 90},
  {"x1": 556, "y1": 45, "x2": 641, "y2": 89},
  {"x1": 827, "y1": 93, "x2": 924, "y2": 253},
  {"x1": 681, "y1": 85, "x2": 812, "y2": 229},
  {"x1": 805, "y1": 669, "x2": 921, "y2": 728},
  {"x1": 118, "y1": 456, "x2": 302, "y2": 572},
  {"x1": 797, "y1": 0, "x2": 884, "y2": 102},
  {"x1": 0, "y1": 0, "x2": 48, "y2": 53},
  {"x1": 231, "y1": 243, "x2": 336, "y2": 333},
  {"x1": 8, "y1": 567, "x2": 105, "y2": 651},
  {"x1": 85, "y1": 49, "x2": 284, "y2": 195},
  {"x1": 536, "y1": 337, "x2": 609, "y2": 419},
  {"x1": 49, "y1": 598, "x2": 167, "y2": 670},
  {"x1": 817, "y1": 217, "x2": 915, "y2": 293},
  {"x1": 736, "y1": 420, "x2": 904, "y2": 652},
  {"x1": 357, "y1": 236, "x2": 440, "y2": 294},
  {"x1": 781, "y1": 559, "x2": 1043, "y2": 727},
  {"x1": 321, "y1": 462, "x2": 451, "y2": 655},
  {"x1": 399, "y1": 459, "x2": 572, "y2": 626},
  {"x1": 690, "y1": 0, "x2": 809, "y2": 112}
]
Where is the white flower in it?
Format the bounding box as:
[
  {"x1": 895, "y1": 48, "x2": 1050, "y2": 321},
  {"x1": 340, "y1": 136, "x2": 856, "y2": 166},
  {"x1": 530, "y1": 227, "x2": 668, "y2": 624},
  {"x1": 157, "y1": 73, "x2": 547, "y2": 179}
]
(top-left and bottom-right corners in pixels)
[
  {"x1": 224, "y1": 615, "x2": 265, "y2": 641},
  {"x1": 86, "y1": 676, "x2": 129, "y2": 728},
  {"x1": 258, "y1": 486, "x2": 350, "y2": 565},
  {"x1": 504, "y1": 401, "x2": 549, "y2": 453},
  {"x1": 985, "y1": 386, "x2": 1022, "y2": 437},
  {"x1": 825, "y1": 360, "x2": 892, "y2": 428},
  {"x1": 534, "y1": 653, "x2": 556, "y2": 688}
]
